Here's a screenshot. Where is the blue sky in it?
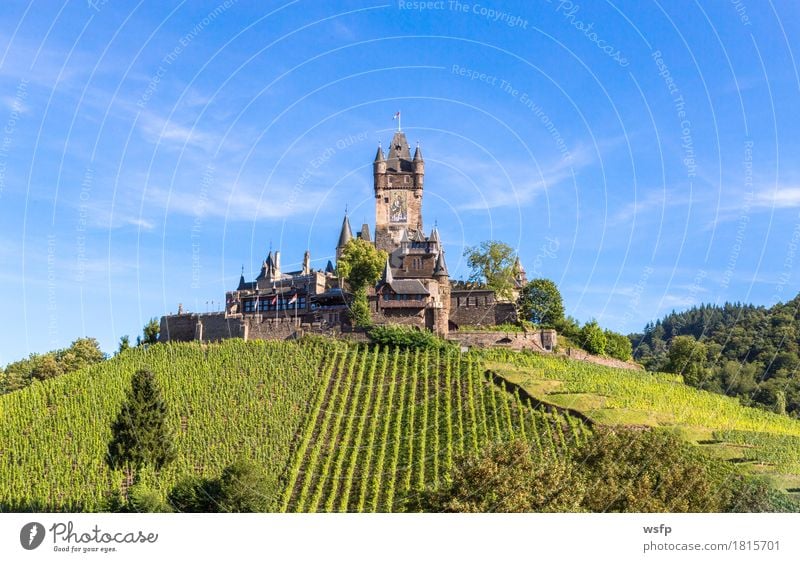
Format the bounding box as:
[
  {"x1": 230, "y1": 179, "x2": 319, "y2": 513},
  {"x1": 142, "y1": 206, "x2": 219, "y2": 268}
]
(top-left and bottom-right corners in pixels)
[{"x1": 0, "y1": 0, "x2": 799, "y2": 362}]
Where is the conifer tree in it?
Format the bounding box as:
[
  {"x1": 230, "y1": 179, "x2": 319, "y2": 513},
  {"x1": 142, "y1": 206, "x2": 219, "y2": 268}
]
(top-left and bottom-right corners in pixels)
[{"x1": 107, "y1": 369, "x2": 176, "y2": 471}]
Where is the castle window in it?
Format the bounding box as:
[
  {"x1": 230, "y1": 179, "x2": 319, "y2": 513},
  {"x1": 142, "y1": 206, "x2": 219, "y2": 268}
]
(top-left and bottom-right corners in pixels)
[{"x1": 244, "y1": 300, "x2": 255, "y2": 313}]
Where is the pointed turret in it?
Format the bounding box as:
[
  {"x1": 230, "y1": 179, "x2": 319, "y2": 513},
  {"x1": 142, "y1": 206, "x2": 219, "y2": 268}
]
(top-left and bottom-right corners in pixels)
[
  {"x1": 513, "y1": 255, "x2": 527, "y2": 287},
  {"x1": 380, "y1": 257, "x2": 394, "y2": 285},
  {"x1": 359, "y1": 223, "x2": 372, "y2": 243},
  {"x1": 238, "y1": 266, "x2": 246, "y2": 290},
  {"x1": 413, "y1": 144, "x2": 423, "y2": 161},
  {"x1": 336, "y1": 214, "x2": 353, "y2": 260},
  {"x1": 302, "y1": 250, "x2": 311, "y2": 275},
  {"x1": 374, "y1": 145, "x2": 385, "y2": 162},
  {"x1": 433, "y1": 250, "x2": 449, "y2": 277},
  {"x1": 337, "y1": 215, "x2": 353, "y2": 247},
  {"x1": 429, "y1": 226, "x2": 440, "y2": 243},
  {"x1": 325, "y1": 260, "x2": 336, "y2": 275}
]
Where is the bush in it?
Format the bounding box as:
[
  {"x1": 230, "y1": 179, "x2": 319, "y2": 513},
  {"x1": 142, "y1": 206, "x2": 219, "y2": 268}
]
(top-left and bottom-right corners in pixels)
[
  {"x1": 368, "y1": 325, "x2": 445, "y2": 349},
  {"x1": 580, "y1": 320, "x2": 607, "y2": 355},
  {"x1": 604, "y1": 330, "x2": 633, "y2": 361},
  {"x1": 402, "y1": 428, "x2": 795, "y2": 513},
  {"x1": 167, "y1": 459, "x2": 275, "y2": 513},
  {"x1": 406, "y1": 440, "x2": 584, "y2": 513}
]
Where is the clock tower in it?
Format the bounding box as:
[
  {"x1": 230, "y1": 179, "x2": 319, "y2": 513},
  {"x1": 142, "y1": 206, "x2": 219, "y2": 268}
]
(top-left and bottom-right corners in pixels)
[{"x1": 373, "y1": 130, "x2": 424, "y2": 252}]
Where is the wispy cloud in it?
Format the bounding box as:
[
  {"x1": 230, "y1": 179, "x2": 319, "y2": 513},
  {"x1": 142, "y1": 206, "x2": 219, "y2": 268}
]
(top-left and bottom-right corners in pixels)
[
  {"x1": 754, "y1": 185, "x2": 800, "y2": 209},
  {"x1": 150, "y1": 179, "x2": 330, "y2": 222},
  {"x1": 454, "y1": 144, "x2": 595, "y2": 211}
]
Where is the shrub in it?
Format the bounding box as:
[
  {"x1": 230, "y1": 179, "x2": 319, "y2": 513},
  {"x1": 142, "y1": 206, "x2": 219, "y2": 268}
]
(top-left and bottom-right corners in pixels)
[
  {"x1": 604, "y1": 330, "x2": 633, "y2": 361},
  {"x1": 167, "y1": 459, "x2": 275, "y2": 513},
  {"x1": 580, "y1": 320, "x2": 607, "y2": 355},
  {"x1": 368, "y1": 325, "x2": 444, "y2": 350}
]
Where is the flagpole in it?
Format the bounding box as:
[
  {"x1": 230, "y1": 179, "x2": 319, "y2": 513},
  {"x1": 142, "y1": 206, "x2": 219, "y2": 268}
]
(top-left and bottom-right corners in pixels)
[{"x1": 398, "y1": 112, "x2": 401, "y2": 132}]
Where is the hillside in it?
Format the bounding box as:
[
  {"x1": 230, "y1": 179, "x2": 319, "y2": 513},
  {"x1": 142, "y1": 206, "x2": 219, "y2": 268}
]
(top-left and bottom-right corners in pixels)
[
  {"x1": 629, "y1": 296, "x2": 800, "y2": 414},
  {"x1": 486, "y1": 349, "x2": 800, "y2": 494},
  {"x1": 0, "y1": 339, "x2": 582, "y2": 512},
  {"x1": 2, "y1": 339, "x2": 799, "y2": 512}
]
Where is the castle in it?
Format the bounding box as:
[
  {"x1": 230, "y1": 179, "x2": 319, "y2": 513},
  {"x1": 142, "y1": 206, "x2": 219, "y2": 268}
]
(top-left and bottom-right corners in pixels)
[{"x1": 160, "y1": 126, "x2": 556, "y2": 352}]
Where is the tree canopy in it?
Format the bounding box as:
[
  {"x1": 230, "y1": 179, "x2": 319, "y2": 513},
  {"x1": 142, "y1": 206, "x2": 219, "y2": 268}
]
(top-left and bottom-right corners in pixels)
[
  {"x1": 629, "y1": 296, "x2": 800, "y2": 415},
  {"x1": 463, "y1": 241, "x2": 517, "y2": 300},
  {"x1": 1, "y1": 337, "x2": 105, "y2": 394},
  {"x1": 336, "y1": 238, "x2": 388, "y2": 291},
  {"x1": 518, "y1": 278, "x2": 564, "y2": 326}
]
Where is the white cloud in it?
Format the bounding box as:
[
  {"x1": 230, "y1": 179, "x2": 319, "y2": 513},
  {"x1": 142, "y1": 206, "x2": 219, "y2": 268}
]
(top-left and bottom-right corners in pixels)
[{"x1": 754, "y1": 186, "x2": 800, "y2": 209}]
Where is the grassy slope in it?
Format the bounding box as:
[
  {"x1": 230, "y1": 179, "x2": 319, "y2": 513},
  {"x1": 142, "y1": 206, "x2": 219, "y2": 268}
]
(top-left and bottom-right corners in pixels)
[{"x1": 484, "y1": 349, "x2": 800, "y2": 493}]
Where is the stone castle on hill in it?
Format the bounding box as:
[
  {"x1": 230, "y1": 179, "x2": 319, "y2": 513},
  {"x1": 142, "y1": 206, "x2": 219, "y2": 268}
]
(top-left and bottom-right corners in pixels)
[{"x1": 160, "y1": 127, "x2": 556, "y2": 352}]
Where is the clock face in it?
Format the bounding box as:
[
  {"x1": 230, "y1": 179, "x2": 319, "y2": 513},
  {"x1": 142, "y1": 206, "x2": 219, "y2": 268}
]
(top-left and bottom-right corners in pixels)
[{"x1": 389, "y1": 192, "x2": 407, "y2": 223}]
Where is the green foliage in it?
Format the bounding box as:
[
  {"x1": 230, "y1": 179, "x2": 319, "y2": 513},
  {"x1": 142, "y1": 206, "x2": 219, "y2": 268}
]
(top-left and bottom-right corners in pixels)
[
  {"x1": 580, "y1": 320, "x2": 606, "y2": 355},
  {"x1": 336, "y1": 238, "x2": 387, "y2": 291},
  {"x1": 127, "y1": 482, "x2": 172, "y2": 513},
  {"x1": 142, "y1": 318, "x2": 160, "y2": 345},
  {"x1": 168, "y1": 459, "x2": 274, "y2": 512},
  {"x1": 1, "y1": 337, "x2": 105, "y2": 394},
  {"x1": 518, "y1": 279, "x2": 564, "y2": 326},
  {"x1": 463, "y1": 241, "x2": 517, "y2": 300},
  {"x1": 215, "y1": 459, "x2": 275, "y2": 512},
  {"x1": 412, "y1": 427, "x2": 797, "y2": 513},
  {"x1": 409, "y1": 439, "x2": 584, "y2": 512},
  {"x1": 368, "y1": 325, "x2": 444, "y2": 349},
  {"x1": 630, "y1": 297, "x2": 800, "y2": 414},
  {"x1": 107, "y1": 369, "x2": 176, "y2": 471},
  {"x1": 348, "y1": 287, "x2": 372, "y2": 328},
  {"x1": 4, "y1": 339, "x2": 799, "y2": 513},
  {"x1": 604, "y1": 329, "x2": 633, "y2": 361},
  {"x1": 578, "y1": 428, "x2": 723, "y2": 512},
  {"x1": 665, "y1": 335, "x2": 709, "y2": 386},
  {"x1": 31, "y1": 354, "x2": 65, "y2": 381},
  {"x1": 118, "y1": 335, "x2": 131, "y2": 355}
]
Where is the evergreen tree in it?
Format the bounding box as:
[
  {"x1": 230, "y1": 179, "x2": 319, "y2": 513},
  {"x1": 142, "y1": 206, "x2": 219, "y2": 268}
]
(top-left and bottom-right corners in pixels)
[
  {"x1": 141, "y1": 319, "x2": 160, "y2": 345},
  {"x1": 107, "y1": 369, "x2": 176, "y2": 471}
]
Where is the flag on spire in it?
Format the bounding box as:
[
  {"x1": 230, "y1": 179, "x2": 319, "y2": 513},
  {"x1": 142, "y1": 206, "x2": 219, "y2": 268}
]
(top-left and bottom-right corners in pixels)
[{"x1": 393, "y1": 111, "x2": 401, "y2": 131}]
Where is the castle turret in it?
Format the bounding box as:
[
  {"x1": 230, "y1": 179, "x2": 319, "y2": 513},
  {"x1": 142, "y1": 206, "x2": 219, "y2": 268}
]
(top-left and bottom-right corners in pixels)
[
  {"x1": 433, "y1": 250, "x2": 449, "y2": 278},
  {"x1": 373, "y1": 144, "x2": 386, "y2": 174},
  {"x1": 336, "y1": 214, "x2": 353, "y2": 260},
  {"x1": 413, "y1": 143, "x2": 424, "y2": 189},
  {"x1": 513, "y1": 255, "x2": 527, "y2": 288},
  {"x1": 433, "y1": 250, "x2": 450, "y2": 337},
  {"x1": 273, "y1": 250, "x2": 281, "y2": 278},
  {"x1": 359, "y1": 223, "x2": 372, "y2": 243},
  {"x1": 303, "y1": 250, "x2": 311, "y2": 275}
]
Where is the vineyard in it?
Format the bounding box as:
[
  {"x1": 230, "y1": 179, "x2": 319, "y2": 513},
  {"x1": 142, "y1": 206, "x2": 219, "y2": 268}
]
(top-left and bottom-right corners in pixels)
[
  {"x1": 0, "y1": 339, "x2": 585, "y2": 512},
  {"x1": 483, "y1": 349, "x2": 800, "y2": 491}
]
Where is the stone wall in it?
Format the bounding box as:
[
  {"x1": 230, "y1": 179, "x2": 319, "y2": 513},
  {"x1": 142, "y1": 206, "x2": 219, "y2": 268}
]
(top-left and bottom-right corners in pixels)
[
  {"x1": 448, "y1": 329, "x2": 557, "y2": 352},
  {"x1": 448, "y1": 301, "x2": 517, "y2": 328}
]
